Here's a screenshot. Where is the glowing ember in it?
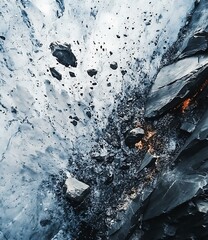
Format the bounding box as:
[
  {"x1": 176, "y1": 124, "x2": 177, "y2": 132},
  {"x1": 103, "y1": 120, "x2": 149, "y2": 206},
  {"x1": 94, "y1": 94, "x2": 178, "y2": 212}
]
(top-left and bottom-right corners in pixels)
[
  {"x1": 200, "y1": 79, "x2": 208, "y2": 92},
  {"x1": 135, "y1": 141, "x2": 143, "y2": 149},
  {"x1": 148, "y1": 144, "x2": 154, "y2": 154},
  {"x1": 181, "y1": 98, "x2": 191, "y2": 112},
  {"x1": 146, "y1": 131, "x2": 156, "y2": 140}
]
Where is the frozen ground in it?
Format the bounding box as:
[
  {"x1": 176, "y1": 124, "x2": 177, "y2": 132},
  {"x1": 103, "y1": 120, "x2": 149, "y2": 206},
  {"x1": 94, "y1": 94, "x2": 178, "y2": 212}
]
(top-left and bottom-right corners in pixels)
[{"x1": 0, "y1": 0, "x2": 195, "y2": 239}]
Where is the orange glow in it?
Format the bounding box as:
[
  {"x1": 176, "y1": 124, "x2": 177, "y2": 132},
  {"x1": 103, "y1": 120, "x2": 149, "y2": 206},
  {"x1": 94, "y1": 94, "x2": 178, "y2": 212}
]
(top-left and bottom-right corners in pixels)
[
  {"x1": 200, "y1": 79, "x2": 208, "y2": 92},
  {"x1": 181, "y1": 98, "x2": 191, "y2": 112},
  {"x1": 146, "y1": 131, "x2": 156, "y2": 140},
  {"x1": 135, "y1": 141, "x2": 143, "y2": 149},
  {"x1": 148, "y1": 144, "x2": 154, "y2": 154}
]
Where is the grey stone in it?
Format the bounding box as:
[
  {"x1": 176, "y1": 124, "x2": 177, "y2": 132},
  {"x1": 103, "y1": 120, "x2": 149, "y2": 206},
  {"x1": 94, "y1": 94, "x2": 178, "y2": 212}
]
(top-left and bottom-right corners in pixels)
[
  {"x1": 180, "y1": 122, "x2": 196, "y2": 133},
  {"x1": 65, "y1": 173, "x2": 90, "y2": 203}
]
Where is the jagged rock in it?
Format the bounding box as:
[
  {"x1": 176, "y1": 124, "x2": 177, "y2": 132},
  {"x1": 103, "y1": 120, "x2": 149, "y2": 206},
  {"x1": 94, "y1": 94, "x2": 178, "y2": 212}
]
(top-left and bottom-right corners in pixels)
[
  {"x1": 179, "y1": 32, "x2": 208, "y2": 59},
  {"x1": 145, "y1": 55, "x2": 208, "y2": 118},
  {"x1": 108, "y1": 187, "x2": 153, "y2": 240},
  {"x1": 87, "y1": 69, "x2": 98, "y2": 77},
  {"x1": 143, "y1": 109, "x2": 208, "y2": 220},
  {"x1": 180, "y1": 122, "x2": 196, "y2": 133},
  {"x1": 69, "y1": 71, "x2": 76, "y2": 77},
  {"x1": 125, "y1": 127, "x2": 144, "y2": 147},
  {"x1": 50, "y1": 42, "x2": 77, "y2": 67},
  {"x1": 138, "y1": 152, "x2": 157, "y2": 172},
  {"x1": 177, "y1": 0, "x2": 208, "y2": 59},
  {"x1": 110, "y1": 62, "x2": 118, "y2": 70},
  {"x1": 65, "y1": 173, "x2": 90, "y2": 203},
  {"x1": 49, "y1": 67, "x2": 62, "y2": 81}
]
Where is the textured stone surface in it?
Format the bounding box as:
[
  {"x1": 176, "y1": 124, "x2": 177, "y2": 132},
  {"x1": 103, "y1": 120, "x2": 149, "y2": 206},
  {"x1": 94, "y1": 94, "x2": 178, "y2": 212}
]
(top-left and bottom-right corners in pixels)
[
  {"x1": 65, "y1": 173, "x2": 90, "y2": 203},
  {"x1": 145, "y1": 55, "x2": 208, "y2": 118}
]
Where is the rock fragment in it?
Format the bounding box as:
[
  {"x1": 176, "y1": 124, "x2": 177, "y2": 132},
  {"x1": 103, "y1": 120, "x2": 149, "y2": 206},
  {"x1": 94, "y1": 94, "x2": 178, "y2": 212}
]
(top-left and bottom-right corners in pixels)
[
  {"x1": 50, "y1": 42, "x2": 77, "y2": 67},
  {"x1": 65, "y1": 173, "x2": 90, "y2": 203},
  {"x1": 49, "y1": 67, "x2": 62, "y2": 81},
  {"x1": 125, "y1": 127, "x2": 144, "y2": 147},
  {"x1": 180, "y1": 122, "x2": 196, "y2": 133},
  {"x1": 87, "y1": 69, "x2": 98, "y2": 77},
  {"x1": 138, "y1": 152, "x2": 157, "y2": 172},
  {"x1": 110, "y1": 62, "x2": 118, "y2": 70}
]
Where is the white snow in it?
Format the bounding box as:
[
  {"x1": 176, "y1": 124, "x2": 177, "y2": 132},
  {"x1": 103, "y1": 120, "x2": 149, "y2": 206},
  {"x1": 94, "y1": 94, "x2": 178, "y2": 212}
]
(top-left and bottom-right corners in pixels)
[{"x1": 0, "y1": 0, "x2": 195, "y2": 239}]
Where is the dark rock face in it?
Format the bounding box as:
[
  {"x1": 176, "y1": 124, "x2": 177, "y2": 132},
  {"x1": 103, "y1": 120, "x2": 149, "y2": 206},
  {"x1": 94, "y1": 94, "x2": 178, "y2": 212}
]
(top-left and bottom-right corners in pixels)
[
  {"x1": 138, "y1": 152, "x2": 157, "y2": 172},
  {"x1": 87, "y1": 69, "x2": 98, "y2": 77},
  {"x1": 50, "y1": 67, "x2": 62, "y2": 81},
  {"x1": 145, "y1": 55, "x2": 208, "y2": 118},
  {"x1": 125, "y1": 127, "x2": 144, "y2": 147},
  {"x1": 177, "y1": 0, "x2": 208, "y2": 59},
  {"x1": 179, "y1": 32, "x2": 208, "y2": 59},
  {"x1": 142, "y1": 109, "x2": 208, "y2": 231},
  {"x1": 50, "y1": 42, "x2": 77, "y2": 67}
]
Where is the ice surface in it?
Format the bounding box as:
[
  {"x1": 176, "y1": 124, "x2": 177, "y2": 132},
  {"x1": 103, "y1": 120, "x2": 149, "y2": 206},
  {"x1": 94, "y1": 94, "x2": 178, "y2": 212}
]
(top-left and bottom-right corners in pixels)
[{"x1": 0, "y1": 0, "x2": 195, "y2": 239}]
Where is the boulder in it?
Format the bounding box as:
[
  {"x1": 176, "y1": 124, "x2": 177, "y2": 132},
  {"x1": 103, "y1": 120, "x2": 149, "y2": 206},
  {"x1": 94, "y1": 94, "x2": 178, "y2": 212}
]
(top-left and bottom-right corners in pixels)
[
  {"x1": 65, "y1": 173, "x2": 90, "y2": 203},
  {"x1": 50, "y1": 42, "x2": 77, "y2": 67}
]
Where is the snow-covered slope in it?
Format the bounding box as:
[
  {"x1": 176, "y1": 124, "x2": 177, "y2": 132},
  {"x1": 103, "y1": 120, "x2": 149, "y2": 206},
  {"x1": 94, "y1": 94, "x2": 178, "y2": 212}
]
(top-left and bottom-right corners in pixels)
[{"x1": 0, "y1": 0, "x2": 195, "y2": 239}]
